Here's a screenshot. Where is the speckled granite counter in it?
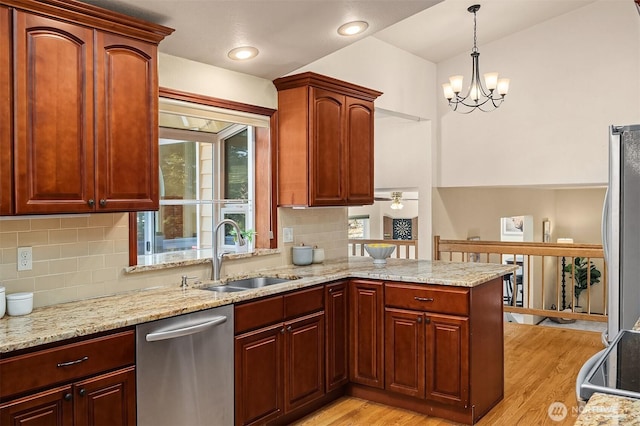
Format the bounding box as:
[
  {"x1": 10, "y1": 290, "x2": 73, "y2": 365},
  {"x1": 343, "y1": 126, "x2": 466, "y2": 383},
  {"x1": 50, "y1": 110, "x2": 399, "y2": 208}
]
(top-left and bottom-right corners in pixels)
[
  {"x1": 574, "y1": 393, "x2": 640, "y2": 425},
  {"x1": 0, "y1": 258, "x2": 516, "y2": 354},
  {"x1": 574, "y1": 320, "x2": 640, "y2": 425}
]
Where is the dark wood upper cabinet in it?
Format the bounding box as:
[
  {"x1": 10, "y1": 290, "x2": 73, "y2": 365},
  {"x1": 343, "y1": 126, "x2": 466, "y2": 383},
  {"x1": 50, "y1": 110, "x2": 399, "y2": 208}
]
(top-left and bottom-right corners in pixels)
[
  {"x1": 14, "y1": 11, "x2": 95, "y2": 214},
  {"x1": 274, "y1": 72, "x2": 381, "y2": 207},
  {"x1": 0, "y1": 6, "x2": 10, "y2": 215},
  {"x1": 3, "y1": 0, "x2": 173, "y2": 215},
  {"x1": 95, "y1": 32, "x2": 159, "y2": 211}
]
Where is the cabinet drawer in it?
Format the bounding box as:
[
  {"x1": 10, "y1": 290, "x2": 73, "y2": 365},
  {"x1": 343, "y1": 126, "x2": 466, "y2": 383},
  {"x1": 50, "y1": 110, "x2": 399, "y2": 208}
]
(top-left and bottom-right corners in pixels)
[
  {"x1": 0, "y1": 330, "x2": 134, "y2": 399},
  {"x1": 385, "y1": 283, "x2": 469, "y2": 316},
  {"x1": 284, "y1": 286, "x2": 324, "y2": 319},
  {"x1": 235, "y1": 295, "x2": 284, "y2": 334}
]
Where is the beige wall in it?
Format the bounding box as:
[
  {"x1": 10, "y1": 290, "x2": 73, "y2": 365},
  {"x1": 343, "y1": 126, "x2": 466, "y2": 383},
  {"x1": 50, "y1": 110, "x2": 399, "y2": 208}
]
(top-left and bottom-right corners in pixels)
[
  {"x1": 432, "y1": 187, "x2": 606, "y2": 244},
  {"x1": 436, "y1": 1, "x2": 639, "y2": 188}
]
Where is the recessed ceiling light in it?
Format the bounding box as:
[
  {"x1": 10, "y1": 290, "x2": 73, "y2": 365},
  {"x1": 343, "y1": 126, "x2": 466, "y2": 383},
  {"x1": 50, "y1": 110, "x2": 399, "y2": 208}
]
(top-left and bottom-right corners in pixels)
[
  {"x1": 337, "y1": 20, "x2": 369, "y2": 36},
  {"x1": 227, "y1": 46, "x2": 259, "y2": 61}
]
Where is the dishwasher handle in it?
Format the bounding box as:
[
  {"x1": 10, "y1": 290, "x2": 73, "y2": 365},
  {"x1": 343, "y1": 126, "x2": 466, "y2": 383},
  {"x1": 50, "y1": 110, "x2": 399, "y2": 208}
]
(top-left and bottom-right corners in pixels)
[{"x1": 145, "y1": 315, "x2": 227, "y2": 342}]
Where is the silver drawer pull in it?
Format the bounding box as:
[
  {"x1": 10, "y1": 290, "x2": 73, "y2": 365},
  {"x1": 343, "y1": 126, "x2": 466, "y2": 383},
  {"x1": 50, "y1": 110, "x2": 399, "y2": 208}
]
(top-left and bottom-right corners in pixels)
[
  {"x1": 57, "y1": 356, "x2": 89, "y2": 368},
  {"x1": 414, "y1": 296, "x2": 434, "y2": 302}
]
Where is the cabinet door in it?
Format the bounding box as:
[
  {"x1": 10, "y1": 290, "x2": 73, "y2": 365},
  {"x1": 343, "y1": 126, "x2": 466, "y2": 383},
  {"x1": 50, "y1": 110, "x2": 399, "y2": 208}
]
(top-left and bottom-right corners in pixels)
[
  {"x1": 349, "y1": 279, "x2": 384, "y2": 389},
  {"x1": 73, "y1": 367, "x2": 136, "y2": 426},
  {"x1": 325, "y1": 281, "x2": 349, "y2": 391},
  {"x1": 14, "y1": 11, "x2": 95, "y2": 214},
  {"x1": 235, "y1": 324, "x2": 284, "y2": 426},
  {"x1": 0, "y1": 6, "x2": 10, "y2": 215},
  {"x1": 309, "y1": 87, "x2": 345, "y2": 206},
  {"x1": 95, "y1": 31, "x2": 159, "y2": 211},
  {"x1": 345, "y1": 97, "x2": 374, "y2": 205},
  {"x1": 426, "y1": 313, "x2": 470, "y2": 407},
  {"x1": 385, "y1": 308, "x2": 425, "y2": 398},
  {"x1": 284, "y1": 312, "x2": 325, "y2": 413},
  {"x1": 0, "y1": 385, "x2": 73, "y2": 426}
]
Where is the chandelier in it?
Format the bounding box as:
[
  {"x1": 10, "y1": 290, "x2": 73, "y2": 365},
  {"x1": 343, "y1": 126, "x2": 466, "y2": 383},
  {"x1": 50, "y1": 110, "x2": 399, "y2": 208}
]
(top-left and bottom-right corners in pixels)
[
  {"x1": 390, "y1": 192, "x2": 404, "y2": 210},
  {"x1": 442, "y1": 4, "x2": 510, "y2": 113}
]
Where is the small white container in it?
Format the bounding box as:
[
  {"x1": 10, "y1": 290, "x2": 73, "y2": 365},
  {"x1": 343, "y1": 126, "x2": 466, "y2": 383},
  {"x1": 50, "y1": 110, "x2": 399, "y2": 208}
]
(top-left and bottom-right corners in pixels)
[
  {"x1": 292, "y1": 245, "x2": 313, "y2": 266},
  {"x1": 7, "y1": 292, "x2": 33, "y2": 316},
  {"x1": 312, "y1": 247, "x2": 325, "y2": 264},
  {"x1": 0, "y1": 286, "x2": 5, "y2": 318}
]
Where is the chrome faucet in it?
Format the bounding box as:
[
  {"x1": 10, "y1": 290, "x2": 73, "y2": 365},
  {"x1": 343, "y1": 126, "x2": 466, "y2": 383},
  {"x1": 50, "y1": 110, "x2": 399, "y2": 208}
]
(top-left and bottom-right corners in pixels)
[{"x1": 211, "y1": 219, "x2": 245, "y2": 281}]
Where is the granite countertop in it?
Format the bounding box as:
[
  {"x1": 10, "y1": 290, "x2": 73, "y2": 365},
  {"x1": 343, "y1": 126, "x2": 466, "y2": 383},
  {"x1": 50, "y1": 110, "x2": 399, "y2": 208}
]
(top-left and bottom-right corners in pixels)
[
  {"x1": 574, "y1": 393, "x2": 640, "y2": 425},
  {"x1": 0, "y1": 258, "x2": 516, "y2": 354},
  {"x1": 574, "y1": 320, "x2": 640, "y2": 425}
]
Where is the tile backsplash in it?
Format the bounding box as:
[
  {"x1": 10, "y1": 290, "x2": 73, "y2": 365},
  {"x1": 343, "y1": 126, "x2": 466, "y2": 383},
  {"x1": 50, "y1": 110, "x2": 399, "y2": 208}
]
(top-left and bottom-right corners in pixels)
[{"x1": 0, "y1": 208, "x2": 349, "y2": 308}]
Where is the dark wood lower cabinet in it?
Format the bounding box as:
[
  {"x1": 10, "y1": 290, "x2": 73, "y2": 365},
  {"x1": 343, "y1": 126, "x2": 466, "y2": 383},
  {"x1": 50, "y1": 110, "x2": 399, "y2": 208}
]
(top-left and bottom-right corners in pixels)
[
  {"x1": 234, "y1": 294, "x2": 325, "y2": 426},
  {"x1": 426, "y1": 314, "x2": 469, "y2": 406},
  {"x1": 0, "y1": 385, "x2": 73, "y2": 426},
  {"x1": 384, "y1": 308, "x2": 425, "y2": 399},
  {"x1": 325, "y1": 281, "x2": 349, "y2": 392},
  {"x1": 73, "y1": 367, "x2": 136, "y2": 426},
  {"x1": 235, "y1": 324, "x2": 284, "y2": 426},
  {"x1": 0, "y1": 367, "x2": 135, "y2": 426},
  {"x1": 349, "y1": 279, "x2": 384, "y2": 389},
  {"x1": 284, "y1": 312, "x2": 325, "y2": 412},
  {"x1": 234, "y1": 278, "x2": 502, "y2": 425}
]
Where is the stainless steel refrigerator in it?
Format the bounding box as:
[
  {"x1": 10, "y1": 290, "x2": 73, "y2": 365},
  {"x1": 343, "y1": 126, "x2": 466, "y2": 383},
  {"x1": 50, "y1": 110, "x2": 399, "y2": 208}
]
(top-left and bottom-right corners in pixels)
[{"x1": 604, "y1": 124, "x2": 640, "y2": 342}]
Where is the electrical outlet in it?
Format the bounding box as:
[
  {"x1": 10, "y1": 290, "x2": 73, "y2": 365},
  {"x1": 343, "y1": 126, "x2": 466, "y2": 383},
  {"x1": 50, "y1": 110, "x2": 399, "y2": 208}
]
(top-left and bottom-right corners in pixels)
[
  {"x1": 17, "y1": 246, "x2": 32, "y2": 271},
  {"x1": 283, "y1": 227, "x2": 294, "y2": 243}
]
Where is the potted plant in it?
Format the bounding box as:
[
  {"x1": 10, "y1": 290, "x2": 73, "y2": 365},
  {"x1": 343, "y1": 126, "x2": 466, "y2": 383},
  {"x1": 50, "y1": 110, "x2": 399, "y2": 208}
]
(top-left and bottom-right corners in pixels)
[
  {"x1": 229, "y1": 228, "x2": 256, "y2": 252},
  {"x1": 563, "y1": 257, "x2": 601, "y2": 312}
]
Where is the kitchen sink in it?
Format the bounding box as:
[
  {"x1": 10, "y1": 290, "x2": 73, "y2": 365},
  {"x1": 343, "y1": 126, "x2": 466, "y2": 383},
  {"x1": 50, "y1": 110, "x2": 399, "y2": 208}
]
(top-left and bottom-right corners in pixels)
[
  {"x1": 204, "y1": 285, "x2": 247, "y2": 293},
  {"x1": 204, "y1": 276, "x2": 297, "y2": 293},
  {"x1": 224, "y1": 276, "x2": 295, "y2": 289}
]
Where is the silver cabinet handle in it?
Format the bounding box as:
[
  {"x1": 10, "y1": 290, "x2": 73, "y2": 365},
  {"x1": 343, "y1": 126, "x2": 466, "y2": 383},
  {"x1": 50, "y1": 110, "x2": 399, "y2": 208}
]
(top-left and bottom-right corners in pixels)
[
  {"x1": 414, "y1": 296, "x2": 434, "y2": 302},
  {"x1": 146, "y1": 316, "x2": 227, "y2": 342},
  {"x1": 99, "y1": 199, "x2": 107, "y2": 207},
  {"x1": 57, "y1": 356, "x2": 89, "y2": 368}
]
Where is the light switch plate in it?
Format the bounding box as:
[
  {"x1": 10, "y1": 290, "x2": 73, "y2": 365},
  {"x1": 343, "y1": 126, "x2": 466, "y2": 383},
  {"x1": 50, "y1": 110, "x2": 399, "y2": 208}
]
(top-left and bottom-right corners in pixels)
[
  {"x1": 283, "y1": 227, "x2": 294, "y2": 243},
  {"x1": 17, "y1": 246, "x2": 32, "y2": 271}
]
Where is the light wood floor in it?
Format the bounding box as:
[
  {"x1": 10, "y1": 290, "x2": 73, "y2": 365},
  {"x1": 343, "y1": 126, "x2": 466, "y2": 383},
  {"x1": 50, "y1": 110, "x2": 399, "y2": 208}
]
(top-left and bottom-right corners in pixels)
[{"x1": 292, "y1": 322, "x2": 604, "y2": 426}]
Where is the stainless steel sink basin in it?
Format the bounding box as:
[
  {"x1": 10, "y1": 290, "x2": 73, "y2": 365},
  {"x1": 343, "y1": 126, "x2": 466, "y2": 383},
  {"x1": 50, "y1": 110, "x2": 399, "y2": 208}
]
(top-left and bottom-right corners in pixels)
[
  {"x1": 204, "y1": 276, "x2": 297, "y2": 293},
  {"x1": 204, "y1": 285, "x2": 247, "y2": 293},
  {"x1": 224, "y1": 276, "x2": 294, "y2": 289}
]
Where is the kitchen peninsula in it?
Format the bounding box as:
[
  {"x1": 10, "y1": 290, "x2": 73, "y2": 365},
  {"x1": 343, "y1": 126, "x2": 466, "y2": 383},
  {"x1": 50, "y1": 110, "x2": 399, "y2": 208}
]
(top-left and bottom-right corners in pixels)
[{"x1": 0, "y1": 258, "x2": 516, "y2": 425}]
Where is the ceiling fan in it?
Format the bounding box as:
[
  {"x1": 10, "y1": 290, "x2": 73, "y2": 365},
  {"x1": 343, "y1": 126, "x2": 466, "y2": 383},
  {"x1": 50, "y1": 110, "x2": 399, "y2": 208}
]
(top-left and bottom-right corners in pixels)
[{"x1": 373, "y1": 191, "x2": 418, "y2": 210}]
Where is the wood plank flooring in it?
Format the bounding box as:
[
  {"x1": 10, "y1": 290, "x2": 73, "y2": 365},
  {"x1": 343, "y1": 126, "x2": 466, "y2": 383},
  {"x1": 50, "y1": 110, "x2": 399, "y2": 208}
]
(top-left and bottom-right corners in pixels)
[{"x1": 292, "y1": 322, "x2": 604, "y2": 426}]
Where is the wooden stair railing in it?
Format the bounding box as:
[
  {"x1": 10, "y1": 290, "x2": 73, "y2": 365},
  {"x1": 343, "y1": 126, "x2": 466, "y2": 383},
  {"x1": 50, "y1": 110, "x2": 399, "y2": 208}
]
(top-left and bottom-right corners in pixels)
[
  {"x1": 433, "y1": 235, "x2": 607, "y2": 323},
  {"x1": 348, "y1": 239, "x2": 418, "y2": 259}
]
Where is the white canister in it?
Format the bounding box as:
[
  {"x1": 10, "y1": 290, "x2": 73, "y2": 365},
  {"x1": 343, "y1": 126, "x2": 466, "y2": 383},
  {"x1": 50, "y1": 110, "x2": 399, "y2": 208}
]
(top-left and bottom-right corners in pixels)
[
  {"x1": 292, "y1": 245, "x2": 313, "y2": 266},
  {"x1": 312, "y1": 247, "x2": 325, "y2": 264},
  {"x1": 7, "y1": 292, "x2": 33, "y2": 316},
  {"x1": 0, "y1": 286, "x2": 5, "y2": 318}
]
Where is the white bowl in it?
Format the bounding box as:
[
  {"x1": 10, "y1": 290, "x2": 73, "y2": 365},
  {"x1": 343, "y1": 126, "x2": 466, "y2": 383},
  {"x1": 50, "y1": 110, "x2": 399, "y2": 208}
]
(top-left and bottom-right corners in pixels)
[
  {"x1": 364, "y1": 243, "x2": 396, "y2": 265},
  {"x1": 7, "y1": 292, "x2": 33, "y2": 316}
]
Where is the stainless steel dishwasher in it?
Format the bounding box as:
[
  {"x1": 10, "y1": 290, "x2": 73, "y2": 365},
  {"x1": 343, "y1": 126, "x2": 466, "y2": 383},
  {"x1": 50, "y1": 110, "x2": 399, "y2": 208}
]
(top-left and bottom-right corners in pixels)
[{"x1": 136, "y1": 305, "x2": 234, "y2": 426}]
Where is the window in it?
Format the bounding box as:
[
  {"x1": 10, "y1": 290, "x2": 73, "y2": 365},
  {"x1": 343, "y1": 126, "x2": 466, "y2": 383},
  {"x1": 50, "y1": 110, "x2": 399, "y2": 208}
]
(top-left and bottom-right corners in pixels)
[
  {"x1": 129, "y1": 89, "x2": 276, "y2": 266},
  {"x1": 348, "y1": 215, "x2": 370, "y2": 239}
]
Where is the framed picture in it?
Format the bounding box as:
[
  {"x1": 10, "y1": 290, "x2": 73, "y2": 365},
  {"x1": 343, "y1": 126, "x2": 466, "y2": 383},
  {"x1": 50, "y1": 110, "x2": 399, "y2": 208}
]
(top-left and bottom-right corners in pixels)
[
  {"x1": 542, "y1": 220, "x2": 551, "y2": 242},
  {"x1": 501, "y1": 216, "x2": 524, "y2": 235}
]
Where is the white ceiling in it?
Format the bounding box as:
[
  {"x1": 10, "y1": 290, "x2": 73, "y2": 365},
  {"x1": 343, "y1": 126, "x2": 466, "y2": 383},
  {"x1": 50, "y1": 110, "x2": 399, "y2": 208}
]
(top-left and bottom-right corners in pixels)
[{"x1": 80, "y1": 0, "x2": 597, "y2": 80}]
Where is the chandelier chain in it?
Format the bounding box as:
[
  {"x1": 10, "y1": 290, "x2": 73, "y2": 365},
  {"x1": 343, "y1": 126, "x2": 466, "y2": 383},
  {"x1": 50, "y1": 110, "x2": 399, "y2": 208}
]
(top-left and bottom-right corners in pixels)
[{"x1": 472, "y1": 8, "x2": 478, "y2": 53}]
